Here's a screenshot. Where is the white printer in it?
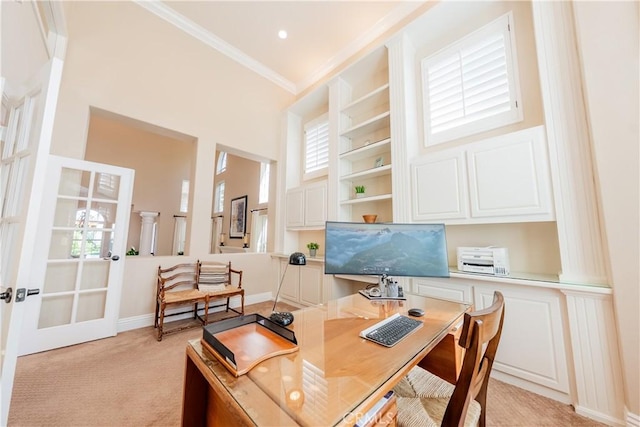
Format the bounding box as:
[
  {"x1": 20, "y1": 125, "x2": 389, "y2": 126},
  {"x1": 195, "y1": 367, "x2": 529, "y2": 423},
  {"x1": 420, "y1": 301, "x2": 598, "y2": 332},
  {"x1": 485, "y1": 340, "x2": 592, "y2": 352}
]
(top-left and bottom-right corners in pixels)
[{"x1": 456, "y1": 246, "x2": 510, "y2": 276}]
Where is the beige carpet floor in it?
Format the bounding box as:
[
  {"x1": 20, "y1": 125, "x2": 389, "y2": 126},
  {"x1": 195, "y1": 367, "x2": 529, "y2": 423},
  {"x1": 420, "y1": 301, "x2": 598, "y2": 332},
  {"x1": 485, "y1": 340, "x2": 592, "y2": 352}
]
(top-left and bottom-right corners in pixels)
[{"x1": 8, "y1": 301, "x2": 606, "y2": 427}]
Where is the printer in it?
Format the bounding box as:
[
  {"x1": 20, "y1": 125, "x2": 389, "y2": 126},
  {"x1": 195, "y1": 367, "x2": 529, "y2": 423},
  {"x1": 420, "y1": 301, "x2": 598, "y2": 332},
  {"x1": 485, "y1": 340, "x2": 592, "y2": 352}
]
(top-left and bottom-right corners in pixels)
[{"x1": 456, "y1": 246, "x2": 510, "y2": 276}]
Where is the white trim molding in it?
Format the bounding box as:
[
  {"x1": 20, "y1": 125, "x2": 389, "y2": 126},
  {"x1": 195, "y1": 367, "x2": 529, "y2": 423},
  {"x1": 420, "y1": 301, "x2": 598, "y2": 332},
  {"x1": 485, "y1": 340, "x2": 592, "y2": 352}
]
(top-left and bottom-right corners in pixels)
[{"x1": 562, "y1": 290, "x2": 625, "y2": 426}]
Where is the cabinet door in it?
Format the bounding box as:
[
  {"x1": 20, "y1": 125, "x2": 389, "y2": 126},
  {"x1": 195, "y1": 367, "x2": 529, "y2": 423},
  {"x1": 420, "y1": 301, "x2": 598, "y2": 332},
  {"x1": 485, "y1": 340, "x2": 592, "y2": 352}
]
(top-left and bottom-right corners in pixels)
[
  {"x1": 304, "y1": 182, "x2": 327, "y2": 227},
  {"x1": 466, "y1": 126, "x2": 554, "y2": 220},
  {"x1": 299, "y1": 264, "x2": 323, "y2": 306},
  {"x1": 285, "y1": 188, "x2": 305, "y2": 228},
  {"x1": 279, "y1": 260, "x2": 299, "y2": 303},
  {"x1": 411, "y1": 149, "x2": 469, "y2": 221}
]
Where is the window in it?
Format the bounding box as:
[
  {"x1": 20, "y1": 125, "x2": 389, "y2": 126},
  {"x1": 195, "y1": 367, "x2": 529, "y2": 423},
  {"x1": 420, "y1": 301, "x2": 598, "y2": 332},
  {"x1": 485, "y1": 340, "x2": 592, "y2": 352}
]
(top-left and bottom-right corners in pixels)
[
  {"x1": 214, "y1": 181, "x2": 225, "y2": 213},
  {"x1": 255, "y1": 215, "x2": 268, "y2": 252},
  {"x1": 259, "y1": 162, "x2": 270, "y2": 204},
  {"x1": 421, "y1": 12, "x2": 521, "y2": 146},
  {"x1": 216, "y1": 151, "x2": 227, "y2": 174},
  {"x1": 72, "y1": 209, "x2": 107, "y2": 258},
  {"x1": 303, "y1": 114, "x2": 329, "y2": 178},
  {"x1": 180, "y1": 180, "x2": 189, "y2": 213}
]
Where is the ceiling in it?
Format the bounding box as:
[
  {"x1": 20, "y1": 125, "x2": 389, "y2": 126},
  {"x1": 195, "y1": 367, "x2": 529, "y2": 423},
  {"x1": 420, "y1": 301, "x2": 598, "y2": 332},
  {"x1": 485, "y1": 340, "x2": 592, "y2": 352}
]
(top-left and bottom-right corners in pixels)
[{"x1": 136, "y1": 1, "x2": 426, "y2": 94}]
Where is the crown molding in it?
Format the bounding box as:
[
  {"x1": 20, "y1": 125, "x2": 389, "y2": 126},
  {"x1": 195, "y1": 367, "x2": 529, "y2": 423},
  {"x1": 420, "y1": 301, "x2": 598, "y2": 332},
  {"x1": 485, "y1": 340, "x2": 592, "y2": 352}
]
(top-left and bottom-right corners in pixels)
[{"x1": 133, "y1": 0, "x2": 297, "y2": 94}]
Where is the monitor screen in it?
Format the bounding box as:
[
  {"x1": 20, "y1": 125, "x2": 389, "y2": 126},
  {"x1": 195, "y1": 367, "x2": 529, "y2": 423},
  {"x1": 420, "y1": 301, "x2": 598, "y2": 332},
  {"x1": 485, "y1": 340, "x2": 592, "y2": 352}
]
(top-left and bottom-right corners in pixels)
[{"x1": 324, "y1": 221, "x2": 450, "y2": 278}]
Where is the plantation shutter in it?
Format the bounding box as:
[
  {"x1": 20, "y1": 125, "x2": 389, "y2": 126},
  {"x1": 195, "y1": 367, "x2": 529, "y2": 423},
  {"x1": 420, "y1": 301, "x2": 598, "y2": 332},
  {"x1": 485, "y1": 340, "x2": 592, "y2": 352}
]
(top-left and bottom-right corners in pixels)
[
  {"x1": 304, "y1": 115, "x2": 329, "y2": 175},
  {"x1": 422, "y1": 13, "x2": 521, "y2": 145}
]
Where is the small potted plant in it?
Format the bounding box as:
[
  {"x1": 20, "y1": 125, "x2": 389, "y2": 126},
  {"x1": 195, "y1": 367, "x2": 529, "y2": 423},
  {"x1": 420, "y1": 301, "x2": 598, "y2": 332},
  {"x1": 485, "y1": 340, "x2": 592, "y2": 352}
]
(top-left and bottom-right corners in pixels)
[
  {"x1": 355, "y1": 185, "x2": 366, "y2": 198},
  {"x1": 306, "y1": 242, "x2": 319, "y2": 257}
]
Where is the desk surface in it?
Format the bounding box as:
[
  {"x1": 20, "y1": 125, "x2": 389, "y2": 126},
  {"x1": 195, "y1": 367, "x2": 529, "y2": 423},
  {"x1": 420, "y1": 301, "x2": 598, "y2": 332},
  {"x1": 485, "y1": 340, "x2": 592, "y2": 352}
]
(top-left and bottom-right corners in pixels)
[{"x1": 186, "y1": 293, "x2": 470, "y2": 426}]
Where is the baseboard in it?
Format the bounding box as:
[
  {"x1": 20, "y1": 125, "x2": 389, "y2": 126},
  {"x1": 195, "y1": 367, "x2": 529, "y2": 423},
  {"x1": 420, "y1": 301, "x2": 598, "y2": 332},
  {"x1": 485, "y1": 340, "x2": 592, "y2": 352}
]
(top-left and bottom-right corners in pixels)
[
  {"x1": 626, "y1": 409, "x2": 640, "y2": 427},
  {"x1": 117, "y1": 292, "x2": 273, "y2": 333},
  {"x1": 490, "y1": 370, "x2": 571, "y2": 404},
  {"x1": 575, "y1": 405, "x2": 626, "y2": 427}
]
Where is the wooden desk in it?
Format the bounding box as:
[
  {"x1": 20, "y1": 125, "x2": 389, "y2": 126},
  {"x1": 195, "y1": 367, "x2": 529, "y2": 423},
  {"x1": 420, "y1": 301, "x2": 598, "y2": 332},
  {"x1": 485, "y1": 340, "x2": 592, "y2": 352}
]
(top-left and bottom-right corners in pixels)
[{"x1": 182, "y1": 293, "x2": 470, "y2": 426}]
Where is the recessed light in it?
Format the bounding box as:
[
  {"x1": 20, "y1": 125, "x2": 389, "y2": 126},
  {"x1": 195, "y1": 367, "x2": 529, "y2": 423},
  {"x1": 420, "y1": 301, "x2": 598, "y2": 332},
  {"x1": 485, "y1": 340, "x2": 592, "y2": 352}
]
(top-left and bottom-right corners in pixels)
[{"x1": 278, "y1": 30, "x2": 288, "y2": 39}]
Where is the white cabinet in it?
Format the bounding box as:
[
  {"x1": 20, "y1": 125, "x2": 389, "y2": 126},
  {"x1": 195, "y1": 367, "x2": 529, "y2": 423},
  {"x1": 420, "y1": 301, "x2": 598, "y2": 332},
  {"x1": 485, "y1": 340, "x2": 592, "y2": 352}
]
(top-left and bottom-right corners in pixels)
[
  {"x1": 279, "y1": 260, "x2": 324, "y2": 306},
  {"x1": 412, "y1": 275, "x2": 571, "y2": 403},
  {"x1": 411, "y1": 126, "x2": 555, "y2": 224},
  {"x1": 285, "y1": 181, "x2": 327, "y2": 229}
]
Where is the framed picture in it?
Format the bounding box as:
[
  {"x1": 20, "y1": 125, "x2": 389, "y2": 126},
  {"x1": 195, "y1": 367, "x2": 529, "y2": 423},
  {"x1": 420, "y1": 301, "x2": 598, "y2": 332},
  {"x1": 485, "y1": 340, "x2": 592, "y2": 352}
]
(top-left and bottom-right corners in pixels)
[{"x1": 229, "y1": 195, "x2": 247, "y2": 238}]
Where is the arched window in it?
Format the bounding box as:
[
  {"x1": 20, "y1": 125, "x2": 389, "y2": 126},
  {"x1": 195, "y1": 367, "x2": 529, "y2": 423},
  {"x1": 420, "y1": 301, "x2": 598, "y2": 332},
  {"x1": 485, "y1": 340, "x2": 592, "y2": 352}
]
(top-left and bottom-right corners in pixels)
[{"x1": 216, "y1": 151, "x2": 227, "y2": 174}]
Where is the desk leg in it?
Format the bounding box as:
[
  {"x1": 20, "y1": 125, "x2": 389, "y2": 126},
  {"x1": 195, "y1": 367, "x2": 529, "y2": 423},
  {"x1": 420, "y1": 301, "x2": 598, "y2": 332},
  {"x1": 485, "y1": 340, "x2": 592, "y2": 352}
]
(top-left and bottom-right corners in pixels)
[{"x1": 183, "y1": 353, "x2": 208, "y2": 426}]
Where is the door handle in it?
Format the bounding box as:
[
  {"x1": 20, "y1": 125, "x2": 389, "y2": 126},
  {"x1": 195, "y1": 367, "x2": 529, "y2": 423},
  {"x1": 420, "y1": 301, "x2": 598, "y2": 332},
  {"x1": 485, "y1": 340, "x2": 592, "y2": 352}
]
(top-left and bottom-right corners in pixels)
[
  {"x1": 0, "y1": 287, "x2": 12, "y2": 303},
  {"x1": 15, "y1": 288, "x2": 40, "y2": 302},
  {"x1": 111, "y1": 255, "x2": 120, "y2": 261}
]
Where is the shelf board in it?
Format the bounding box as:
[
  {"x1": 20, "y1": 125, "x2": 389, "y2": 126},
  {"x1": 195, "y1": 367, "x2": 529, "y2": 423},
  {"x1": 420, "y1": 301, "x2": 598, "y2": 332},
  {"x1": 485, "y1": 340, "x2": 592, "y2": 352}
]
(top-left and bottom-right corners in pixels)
[
  {"x1": 340, "y1": 138, "x2": 390, "y2": 161},
  {"x1": 340, "y1": 164, "x2": 392, "y2": 181},
  {"x1": 341, "y1": 84, "x2": 390, "y2": 117},
  {"x1": 340, "y1": 193, "x2": 392, "y2": 205},
  {"x1": 340, "y1": 111, "x2": 390, "y2": 139}
]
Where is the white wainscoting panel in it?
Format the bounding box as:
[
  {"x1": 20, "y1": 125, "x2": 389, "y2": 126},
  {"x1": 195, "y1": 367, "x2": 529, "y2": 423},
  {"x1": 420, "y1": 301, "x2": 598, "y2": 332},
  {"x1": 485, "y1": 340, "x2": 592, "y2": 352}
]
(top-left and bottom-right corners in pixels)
[
  {"x1": 475, "y1": 286, "x2": 570, "y2": 395},
  {"x1": 563, "y1": 290, "x2": 625, "y2": 426}
]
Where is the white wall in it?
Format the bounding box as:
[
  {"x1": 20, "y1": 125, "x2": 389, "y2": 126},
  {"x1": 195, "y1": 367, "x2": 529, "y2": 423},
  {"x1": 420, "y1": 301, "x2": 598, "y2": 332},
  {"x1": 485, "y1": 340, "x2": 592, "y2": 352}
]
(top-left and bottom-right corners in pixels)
[
  {"x1": 120, "y1": 253, "x2": 273, "y2": 319},
  {"x1": 48, "y1": 1, "x2": 293, "y2": 322},
  {"x1": 573, "y1": 1, "x2": 639, "y2": 416}
]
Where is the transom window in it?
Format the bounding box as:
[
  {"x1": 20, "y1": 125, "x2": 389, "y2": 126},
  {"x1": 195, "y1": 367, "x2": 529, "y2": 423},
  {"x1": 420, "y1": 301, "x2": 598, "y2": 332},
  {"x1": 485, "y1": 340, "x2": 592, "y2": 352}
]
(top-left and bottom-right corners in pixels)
[{"x1": 421, "y1": 12, "x2": 522, "y2": 146}]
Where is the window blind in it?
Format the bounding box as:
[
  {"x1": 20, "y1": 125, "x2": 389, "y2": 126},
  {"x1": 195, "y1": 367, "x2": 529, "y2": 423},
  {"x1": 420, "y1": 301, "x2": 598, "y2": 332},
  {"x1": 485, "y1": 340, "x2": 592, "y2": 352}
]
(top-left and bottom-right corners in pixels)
[{"x1": 304, "y1": 117, "x2": 329, "y2": 174}]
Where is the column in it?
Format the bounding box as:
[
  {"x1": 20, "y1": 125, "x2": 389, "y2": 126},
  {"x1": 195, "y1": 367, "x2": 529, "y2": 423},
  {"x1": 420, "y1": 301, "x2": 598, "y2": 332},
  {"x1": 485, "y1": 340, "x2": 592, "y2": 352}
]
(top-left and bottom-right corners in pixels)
[
  {"x1": 139, "y1": 211, "x2": 159, "y2": 256},
  {"x1": 531, "y1": 0, "x2": 608, "y2": 285}
]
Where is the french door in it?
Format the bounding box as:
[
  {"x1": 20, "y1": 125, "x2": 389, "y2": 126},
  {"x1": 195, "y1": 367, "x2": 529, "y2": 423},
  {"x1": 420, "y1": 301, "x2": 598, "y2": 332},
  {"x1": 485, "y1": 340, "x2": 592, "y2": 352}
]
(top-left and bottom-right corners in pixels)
[{"x1": 19, "y1": 155, "x2": 134, "y2": 355}]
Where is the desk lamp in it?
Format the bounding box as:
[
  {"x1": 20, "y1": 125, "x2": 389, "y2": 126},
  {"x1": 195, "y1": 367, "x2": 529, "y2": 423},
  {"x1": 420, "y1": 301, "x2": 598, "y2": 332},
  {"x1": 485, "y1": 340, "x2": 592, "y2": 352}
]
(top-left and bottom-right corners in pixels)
[{"x1": 270, "y1": 252, "x2": 306, "y2": 327}]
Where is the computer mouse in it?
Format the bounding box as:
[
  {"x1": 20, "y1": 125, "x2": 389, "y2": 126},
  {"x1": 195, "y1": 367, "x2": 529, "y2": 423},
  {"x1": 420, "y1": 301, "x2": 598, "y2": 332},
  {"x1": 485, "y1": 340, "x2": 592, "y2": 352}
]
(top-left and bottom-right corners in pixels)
[{"x1": 408, "y1": 308, "x2": 425, "y2": 317}]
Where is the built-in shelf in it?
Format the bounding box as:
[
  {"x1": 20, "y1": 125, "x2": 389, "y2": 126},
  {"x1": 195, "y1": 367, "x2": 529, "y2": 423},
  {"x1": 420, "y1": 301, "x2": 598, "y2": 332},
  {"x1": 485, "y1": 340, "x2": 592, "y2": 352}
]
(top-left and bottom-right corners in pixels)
[
  {"x1": 341, "y1": 84, "x2": 390, "y2": 117},
  {"x1": 339, "y1": 138, "x2": 391, "y2": 161},
  {"x1": 340, "y1": 112, "x2": 390, "y2": 139},
  {"x1": 340, "y1": 193, "x2": 392, "y2": 205},
  {"x1": 340, "y1": 164, "x2": 391, "y2": 181}
]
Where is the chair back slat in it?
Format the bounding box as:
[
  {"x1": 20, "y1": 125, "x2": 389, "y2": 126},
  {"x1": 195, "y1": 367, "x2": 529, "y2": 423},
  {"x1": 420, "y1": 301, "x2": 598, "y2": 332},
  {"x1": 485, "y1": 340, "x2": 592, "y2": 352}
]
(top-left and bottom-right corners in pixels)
[{"x1": 442, "y1": 291, "x2": 505, "y2": 427}]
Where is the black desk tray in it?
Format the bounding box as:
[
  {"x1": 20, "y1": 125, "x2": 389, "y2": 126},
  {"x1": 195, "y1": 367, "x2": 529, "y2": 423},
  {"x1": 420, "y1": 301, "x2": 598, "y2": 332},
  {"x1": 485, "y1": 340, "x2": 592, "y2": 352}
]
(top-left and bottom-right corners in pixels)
[{"x1": 202, "y1": 314, "x2": 298, "y2": 376}]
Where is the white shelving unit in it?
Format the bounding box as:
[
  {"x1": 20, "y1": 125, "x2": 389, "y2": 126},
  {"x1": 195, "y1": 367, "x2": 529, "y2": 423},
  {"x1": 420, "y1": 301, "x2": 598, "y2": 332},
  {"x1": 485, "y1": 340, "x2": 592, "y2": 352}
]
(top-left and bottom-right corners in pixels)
[{"x1": 336, "y1": 48, "x2": 392, "y2": 223}]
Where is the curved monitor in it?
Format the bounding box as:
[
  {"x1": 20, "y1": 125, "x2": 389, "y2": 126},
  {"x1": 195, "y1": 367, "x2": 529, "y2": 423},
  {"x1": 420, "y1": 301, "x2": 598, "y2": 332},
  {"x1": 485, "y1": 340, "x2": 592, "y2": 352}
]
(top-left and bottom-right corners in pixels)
[{"x1": 324, "y1": 221, "x2": 449, "y2": 278}]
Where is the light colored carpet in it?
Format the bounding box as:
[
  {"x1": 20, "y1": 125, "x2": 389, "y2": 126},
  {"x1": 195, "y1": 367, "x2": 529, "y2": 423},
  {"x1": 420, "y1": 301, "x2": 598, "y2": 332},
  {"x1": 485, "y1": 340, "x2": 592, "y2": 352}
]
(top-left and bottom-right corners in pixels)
[{"x1": 8, "y1": 301, "x2": 606, "y2": 426}]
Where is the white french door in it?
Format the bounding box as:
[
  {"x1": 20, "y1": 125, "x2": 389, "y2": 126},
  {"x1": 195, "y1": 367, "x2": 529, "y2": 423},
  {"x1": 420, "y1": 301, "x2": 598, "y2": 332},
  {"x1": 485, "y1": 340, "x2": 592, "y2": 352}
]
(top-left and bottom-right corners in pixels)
[{"x1": 19, "y1": 156, "x2": 134, "y2": 355}]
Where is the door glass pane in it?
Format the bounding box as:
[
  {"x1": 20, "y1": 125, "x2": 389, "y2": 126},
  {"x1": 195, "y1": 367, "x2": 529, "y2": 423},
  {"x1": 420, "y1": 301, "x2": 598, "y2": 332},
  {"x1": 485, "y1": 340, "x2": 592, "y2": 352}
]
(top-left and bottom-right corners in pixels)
[
  {"x1": 92, "y1": 200, "x2": 117, "y2": 228},
  {"x1": 38, "y1": 295, "x2": 73, "y2": 328},
  {"x1": 93, "y1": 172, "x2": 120, "y2": 201},
  {"x1": 53, "y1": 198, "x2": 85, "y2": 228},
  {"x1": 80, "y1": 261, "x2": 109, "y2": 290},
  {"x1": 49, "y1": 230, "x2": 76, "y2": 259},
  {"x1": 58, "y1": 168, "x2": 90, "y2": 197},
  {"x1": 43, "y1": 262, "x2": 77, "y2": 294},
  {"x1": 77, "y1": 292, "x2": 106, "y2": 322}
]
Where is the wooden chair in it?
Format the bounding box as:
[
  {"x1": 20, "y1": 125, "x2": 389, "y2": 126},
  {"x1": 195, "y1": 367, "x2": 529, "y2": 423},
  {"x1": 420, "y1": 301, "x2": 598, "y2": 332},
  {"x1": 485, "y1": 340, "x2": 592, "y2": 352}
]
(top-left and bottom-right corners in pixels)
[
  {"x1": 393, "y1": 291, "x2": 505, "y2": 427},
  {"x1": 155, "y1": 262, "x2": 208, "y2": 341},
  {"x1": 196, "y1": 260, "x2": 245, "y2": 321}
]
